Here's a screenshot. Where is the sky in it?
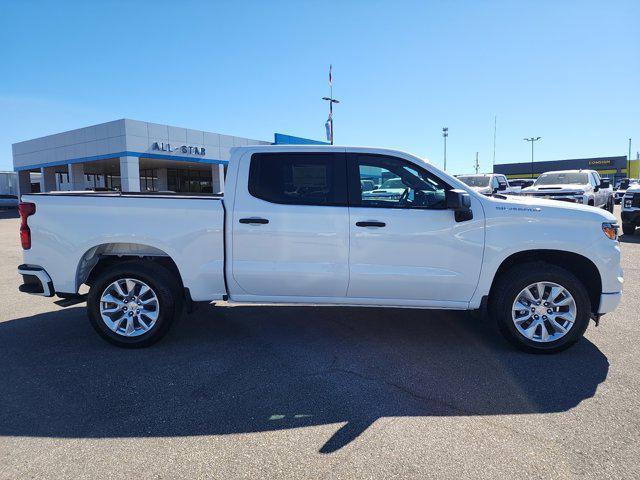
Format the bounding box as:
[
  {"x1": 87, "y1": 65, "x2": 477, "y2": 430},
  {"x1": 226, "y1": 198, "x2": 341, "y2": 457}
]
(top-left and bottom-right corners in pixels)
[{"x1": 1, "y1": 0, "x2": 638, "y2": 174}]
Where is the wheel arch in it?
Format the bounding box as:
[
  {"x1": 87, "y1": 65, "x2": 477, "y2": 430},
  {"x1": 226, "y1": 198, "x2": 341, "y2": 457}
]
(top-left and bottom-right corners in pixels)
[
  {"x1": 489, "y1": 249, "x2": 602, "y2": 313},
  {"x1": 75, "y1": 242, "x2": 185, "y2": 293}
]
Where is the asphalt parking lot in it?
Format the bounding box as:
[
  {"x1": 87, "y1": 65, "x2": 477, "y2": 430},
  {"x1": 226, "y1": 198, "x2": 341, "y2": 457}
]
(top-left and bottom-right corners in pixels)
[{"x1": 0, "y1": 206, "x2": 638, "y2": 479}]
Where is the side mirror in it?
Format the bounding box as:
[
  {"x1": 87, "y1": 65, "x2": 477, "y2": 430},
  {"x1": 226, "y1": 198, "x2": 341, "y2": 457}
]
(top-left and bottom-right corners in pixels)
[
  {"x1": 447, "y1": 189, "x2": 473, "y2": 222},
  {"x1": 601, "y1": 180, "x2": 610, "y2": 189},
  {"x1": 594, "y1": 185, "x2": 600, "y2": 192},
  {"x1": 446, "y1": 189, "x2": 471, "y2": 210}
]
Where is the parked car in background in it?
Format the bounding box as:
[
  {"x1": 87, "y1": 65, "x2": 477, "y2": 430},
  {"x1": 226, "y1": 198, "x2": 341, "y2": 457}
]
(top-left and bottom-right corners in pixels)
[
  {"x1": 621, "y1": 183, "x2": 640, "y2": 235},
  {"x1": 522, "y1": 170, "x2": 614, "y2": 212},
  {"x1": 455, "y1": 173, "x2": 515, "y2": 195},
  {"x1": 0, "y1": 194, "x2": 19, "y2": 209},
  {"x1": 508, "y1": 178, "x2": 535, "y2": 193},
  {"x1": 360, "y1": 179, "x2": 376, "y2": 192},
  {"x1": 362, "y1": 177, "x2": 410, "y2": 202},
  {"x1": 614, "y1": 178, "x2": 639, "y2": 204},
  {"x1": 16, "y1": 146, "x2": 622, "y2": 354}
]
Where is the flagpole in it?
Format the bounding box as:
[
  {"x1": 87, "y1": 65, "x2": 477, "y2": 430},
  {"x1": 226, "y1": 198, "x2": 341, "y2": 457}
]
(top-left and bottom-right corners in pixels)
[{"x1": 322, "y1": 64, "x2": 339, "y2": 145}]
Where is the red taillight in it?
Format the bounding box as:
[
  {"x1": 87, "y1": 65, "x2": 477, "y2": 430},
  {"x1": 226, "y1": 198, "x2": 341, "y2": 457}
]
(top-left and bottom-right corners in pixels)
[{"x1": 18, "y1": 202, "x2": 36, "y2": 250}]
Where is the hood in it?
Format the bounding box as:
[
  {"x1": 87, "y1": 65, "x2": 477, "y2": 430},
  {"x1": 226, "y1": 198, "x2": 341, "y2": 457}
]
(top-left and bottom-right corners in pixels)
[
  {"x1": 469, "y1": 186, "x2": 492, "y2": 194},
  {"x1": 487, "y1": 194, "x2": 616, "y2": 222},
  {"x1": 522, "y1": 183, "x2": 586, "y2": 193},
  {"x1": 626, "y1": 184, "x2": 640, "y2": 194}
]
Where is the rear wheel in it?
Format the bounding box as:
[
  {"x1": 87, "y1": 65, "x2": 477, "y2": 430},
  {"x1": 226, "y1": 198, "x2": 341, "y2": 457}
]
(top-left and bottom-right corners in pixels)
[
  {"x1": 490, "y1": 262, "x2": 591, "y2": 353},
  {"x1": 87, "y1": 260, "x2": 182, "y2": 348},
  {"x1": 622, "y1": 223, "x2": 636, "y2": 236},
  {"x1": 606, "y1": 197, "x2": 614, "y2": 212}
]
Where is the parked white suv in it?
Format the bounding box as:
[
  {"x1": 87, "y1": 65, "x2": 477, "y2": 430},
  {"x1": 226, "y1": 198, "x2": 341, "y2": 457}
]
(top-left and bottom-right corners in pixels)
[
  {"x1": 522, "y1": 170, "x2": 614, "y2": 212},
  {"x1": 456, "y1": 173, "x2": 516, "y2": 195},
  {"x1": 17, "y1": 146, "x2": 622, "y2": 353}
]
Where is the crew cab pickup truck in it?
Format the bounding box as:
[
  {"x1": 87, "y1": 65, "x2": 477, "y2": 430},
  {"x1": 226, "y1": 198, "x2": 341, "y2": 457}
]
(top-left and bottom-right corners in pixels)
[
  {"x1": 622, "y1": 183, "x2": 640, "y2": 235},
  {"x1": 522, "y1": 169, "x2": 615, "y2": 212},
  {"x1": 17, "y1": 146, "x2": 623, "y2": 353}
]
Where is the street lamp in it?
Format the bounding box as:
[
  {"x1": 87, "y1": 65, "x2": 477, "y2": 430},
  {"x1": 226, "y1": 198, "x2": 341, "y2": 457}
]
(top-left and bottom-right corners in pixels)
[
  {"x1": 523, "y1": 136, "x2": 541, "y2": 178},
  {"x1": 442, "y1": 127, "x2": 448, "y2": 171}
]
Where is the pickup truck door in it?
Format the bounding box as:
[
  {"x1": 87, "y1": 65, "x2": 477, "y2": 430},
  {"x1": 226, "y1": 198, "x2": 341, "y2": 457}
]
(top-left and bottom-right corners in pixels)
[
  {"x1": 346, "y1": 153, "x2": 485, "y2": 305},
  {"x1": 231, "y1": 151, "x2": 350, "y2": 298},
  {"x1": 589, "y1": 172, "x2": 603, "y2": 206}
]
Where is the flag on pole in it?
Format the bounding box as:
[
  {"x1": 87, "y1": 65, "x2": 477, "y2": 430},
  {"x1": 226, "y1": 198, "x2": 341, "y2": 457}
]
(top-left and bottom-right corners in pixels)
[
  {"x1": 325, "y1": 113, "x2": 332, "y2": 142},
  {"x1": 329, "y1": 64, "x2": 332, "y2": 86}
]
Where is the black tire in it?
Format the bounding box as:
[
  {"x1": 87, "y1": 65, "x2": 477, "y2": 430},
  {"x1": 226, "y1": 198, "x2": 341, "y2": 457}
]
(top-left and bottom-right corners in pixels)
[
  {"x1": 489, "y1": 262, "x2": 591, "y2": 354},
  {"x1": 87, "y1": 260, "x2": 183, "y2": 348},
  {"x1": 622, "y1": 223, "x2": 636, "y2": 236},
  {"x1": 588, "y1": 199, "x2": 595, "y2": 207}
]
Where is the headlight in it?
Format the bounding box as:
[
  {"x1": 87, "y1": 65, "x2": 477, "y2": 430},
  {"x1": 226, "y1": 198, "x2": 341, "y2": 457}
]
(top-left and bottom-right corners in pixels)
[{"x1": 602, "y1": 222, "x2": 618, "y2": 240}]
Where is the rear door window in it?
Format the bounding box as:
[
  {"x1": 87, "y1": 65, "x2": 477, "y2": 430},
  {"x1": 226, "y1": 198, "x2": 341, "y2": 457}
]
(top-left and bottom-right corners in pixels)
[{"x1": 248, "y1": 152, "x2": 347, "y2": 206}]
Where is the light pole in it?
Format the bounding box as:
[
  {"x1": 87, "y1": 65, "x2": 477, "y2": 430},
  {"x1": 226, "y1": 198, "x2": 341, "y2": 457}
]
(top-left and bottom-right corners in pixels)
[
  {"x1": 629, "y1": 138, "x2": 632, "y2": 178},
  {"x1": 442, "y1": 127, "x2": 448, "y2": 171},
  {"x1": 524, "y1": 137, "x2": 541, "y2": 178}
]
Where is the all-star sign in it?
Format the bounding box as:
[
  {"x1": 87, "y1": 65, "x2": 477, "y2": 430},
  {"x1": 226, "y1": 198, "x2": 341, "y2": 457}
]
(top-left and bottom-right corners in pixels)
[{"x1": 152, "y1": 142, "x2": 206, "y2": 155}]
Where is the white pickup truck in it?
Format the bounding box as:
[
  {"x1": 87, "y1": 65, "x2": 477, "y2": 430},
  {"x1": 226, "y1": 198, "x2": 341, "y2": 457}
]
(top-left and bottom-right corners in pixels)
[
  {"x1": 522, "y1": 169, "x2": 615, "y2": 212},
  {"x1": 456, "y1": 173, "x2": 516, "y2": 196},
  {"x1": 17, "y1": 146, "x2": 623, "y2": 353}
]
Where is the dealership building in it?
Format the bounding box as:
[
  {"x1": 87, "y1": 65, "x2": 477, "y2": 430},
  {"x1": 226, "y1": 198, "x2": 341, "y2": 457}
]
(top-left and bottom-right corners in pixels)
[
  {"x1": 12, "y1": 119, "x2": 325, "y2": 195},
  {"x1": 494, "y1": 155, "x2": 640, "y2": 183}
]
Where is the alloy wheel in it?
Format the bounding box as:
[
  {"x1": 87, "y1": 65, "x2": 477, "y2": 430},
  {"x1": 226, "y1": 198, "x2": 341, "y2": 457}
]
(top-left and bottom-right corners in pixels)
[
  {"x1": 99, "y1": 278, "x2": 160, "y2": 337},
  {"x1": 511, "y1": 281, "x2": 577, "y2": 343}
]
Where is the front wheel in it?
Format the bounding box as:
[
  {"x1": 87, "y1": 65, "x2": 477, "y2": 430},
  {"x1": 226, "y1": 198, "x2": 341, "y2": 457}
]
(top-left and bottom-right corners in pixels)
[
  {"x1": 490, "y1": 262, "x2": 591, "y2": 353},
  {"x1": 87, "y1": 260, "x2": 182, "y2": 348}
]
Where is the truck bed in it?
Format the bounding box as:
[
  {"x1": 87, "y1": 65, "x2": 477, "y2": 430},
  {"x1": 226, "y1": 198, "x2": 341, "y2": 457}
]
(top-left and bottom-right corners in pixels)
[{"x1": 21, "y1": 192, "x2": 226, "y2": 301}]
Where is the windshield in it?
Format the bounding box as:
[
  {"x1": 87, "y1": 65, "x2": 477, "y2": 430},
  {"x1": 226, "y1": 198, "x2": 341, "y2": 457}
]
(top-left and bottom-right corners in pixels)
[
  {"x1": 457, "y1": 176, "x2": 490, "y2": 187},
  {"x1": 535, "y1": 172, "x2": 588, "y2": 186},
  {"x1": 380, "y1": 178, "x2": 405, "y2": 189}
]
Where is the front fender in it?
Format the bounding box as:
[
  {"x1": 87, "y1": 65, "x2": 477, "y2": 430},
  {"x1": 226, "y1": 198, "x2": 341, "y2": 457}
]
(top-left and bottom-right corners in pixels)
[{"x1": 469, "y1": 200, "x2": 618, "y2": 307}]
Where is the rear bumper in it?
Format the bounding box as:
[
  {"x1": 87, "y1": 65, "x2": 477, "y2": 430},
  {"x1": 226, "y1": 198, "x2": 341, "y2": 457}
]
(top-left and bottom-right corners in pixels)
[
  {"x1": 599, "y1": 292, "x2": 622, "y2": 315},
  {"x1": 18, "y1": 264, "x2": 54, "y2": 297}
]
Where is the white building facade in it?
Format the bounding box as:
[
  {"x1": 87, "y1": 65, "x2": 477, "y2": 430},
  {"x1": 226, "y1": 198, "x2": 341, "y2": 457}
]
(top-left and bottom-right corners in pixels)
[{"x1": 12, "y1": 119, "x2": 323, "y2": 196}]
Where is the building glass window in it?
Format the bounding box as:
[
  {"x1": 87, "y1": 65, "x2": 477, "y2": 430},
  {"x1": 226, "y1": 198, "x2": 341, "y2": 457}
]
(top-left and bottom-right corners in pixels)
[
  {"x1": 140, "y1": 169, "x2": 158, "y2": 191},
  {"x1": 167, "y1": 168, "x2": 213, "y2": 194},
  {"x1": 105, "y1": 174, "x2": 121, "y2": 191}
]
